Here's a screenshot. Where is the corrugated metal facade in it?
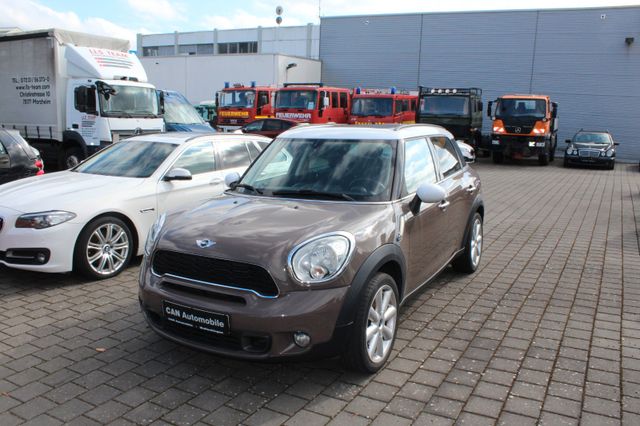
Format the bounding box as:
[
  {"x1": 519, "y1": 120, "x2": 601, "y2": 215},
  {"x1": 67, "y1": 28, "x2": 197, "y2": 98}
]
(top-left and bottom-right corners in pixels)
[{"x1": 320, "y1": 7, "x2": 640, "y2": 160}]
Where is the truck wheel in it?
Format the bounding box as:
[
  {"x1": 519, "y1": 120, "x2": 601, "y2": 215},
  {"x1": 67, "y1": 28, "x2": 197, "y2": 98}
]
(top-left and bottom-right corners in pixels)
[
  {"x1": 549, "y1": 146, "x2": 555, "y2": 162},
  {"x1": 61, "y1": 146, "x2": 84, "y2": 169},
  {"x1": 492, "y1": 152, "x2": 503, "y2": 164},
  {"x1": 74, "y1": 216, "x2": 134, "y2": 280},
  {"x1": 452, "y1": 212, "x2": 483, "y2": 273},
  {"x1": 538, "y1": 153, "x2": 549, "y2": 166},
  {"x1": 344, "y1": 273, "x2": 398, "y2": 373}
]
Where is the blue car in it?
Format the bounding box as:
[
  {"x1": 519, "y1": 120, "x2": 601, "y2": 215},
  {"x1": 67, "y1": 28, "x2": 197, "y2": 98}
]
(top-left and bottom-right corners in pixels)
[{"x1": 159, "y1": 90, "x2": 216, "y2": 133}]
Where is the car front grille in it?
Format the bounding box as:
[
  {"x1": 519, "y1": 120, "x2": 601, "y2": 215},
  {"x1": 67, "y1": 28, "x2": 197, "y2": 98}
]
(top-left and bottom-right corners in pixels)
[
  {"x1": 151, "y1": 250, "x2": 279, "y2": 297},
  {"x1": 579, "y1": 150, "x2": 601, "y2": 158}
]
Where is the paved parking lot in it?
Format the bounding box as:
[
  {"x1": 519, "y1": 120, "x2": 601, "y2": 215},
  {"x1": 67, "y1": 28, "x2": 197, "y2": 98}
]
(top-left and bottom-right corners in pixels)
[{"x1": 1, "y1": 159, "x2": 639, "y2": 425}]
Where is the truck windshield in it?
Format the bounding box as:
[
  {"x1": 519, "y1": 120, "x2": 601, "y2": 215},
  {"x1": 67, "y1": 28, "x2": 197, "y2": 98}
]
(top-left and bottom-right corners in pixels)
[
  {"x1": 496, "y1": 99, "x2": 546, "y2": 119},
  {"x1": 238, "y1": 138, "x2": 396, "y2": 202},
  {"x1": 219, "y1": 90, "x2": 255, "y2": 108},
  {"x1": 74, "y1": 140, "x2": 176, "y2": 178},
  {"x1": 420, "y1": 96, "x2": 469, "y2": 116},
  {"x1": 351, "y1": 98, "x2": 393, "y2": 117},
  {"x1": 163, "y1": 93, "x2": 205, "y2": 125},
  {"x1": 99, "y1": 85, "x2": 159, "y2": 118},
  {"x1": 276, "y1": 90, "x2": 317, "y2": 109}
]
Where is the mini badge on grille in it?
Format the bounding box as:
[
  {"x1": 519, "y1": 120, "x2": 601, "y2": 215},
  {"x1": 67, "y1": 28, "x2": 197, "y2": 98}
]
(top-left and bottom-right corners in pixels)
[{"x1": 196, "y1": 239, "x2": 216, "y2": 248}]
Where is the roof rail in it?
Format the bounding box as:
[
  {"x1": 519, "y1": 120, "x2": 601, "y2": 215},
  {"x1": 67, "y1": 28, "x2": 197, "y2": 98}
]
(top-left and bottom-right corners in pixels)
[{"x1": 283, "y1": 82, "x2": 324, "y2": 87}]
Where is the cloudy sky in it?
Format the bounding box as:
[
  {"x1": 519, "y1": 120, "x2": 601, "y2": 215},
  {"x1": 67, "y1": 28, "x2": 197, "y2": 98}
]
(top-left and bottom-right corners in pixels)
[{"x1": 1, "y1": 0, "x2": 636, "y2": 49}]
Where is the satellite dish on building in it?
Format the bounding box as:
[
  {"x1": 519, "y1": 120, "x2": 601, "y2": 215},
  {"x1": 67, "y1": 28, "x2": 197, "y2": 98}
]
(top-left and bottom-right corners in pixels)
[{"x1": 276, "y1": 6, "x2": 283, "y2": 15}]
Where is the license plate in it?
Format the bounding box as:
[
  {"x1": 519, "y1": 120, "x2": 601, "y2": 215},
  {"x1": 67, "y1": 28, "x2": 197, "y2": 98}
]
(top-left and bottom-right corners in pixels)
[
  {"x1": 492, "y1": 140, "x2": 499, "y2": 145},
  {"x1": 163, "y1": 301, "x2": 229, "y2": 335},
  {"x1": 229, "y1": 119, "x2": 237, "y2": 124},
  {"x1": 536, "y1": 142, "x2": 546, "y2": 147}
]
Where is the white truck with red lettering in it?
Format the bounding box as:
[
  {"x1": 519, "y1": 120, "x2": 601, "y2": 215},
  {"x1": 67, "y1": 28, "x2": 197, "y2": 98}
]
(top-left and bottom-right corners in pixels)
[{"x1": 0, "y1": 28, "x2": 164, "y2": 168}]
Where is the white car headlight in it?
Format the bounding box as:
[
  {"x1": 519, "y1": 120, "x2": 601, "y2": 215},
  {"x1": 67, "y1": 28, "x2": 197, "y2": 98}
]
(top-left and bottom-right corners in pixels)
[
  {"x1": 15, "y1": 211, "x2": 76, "y2": 229},
  {"x1": 144, "y1": 213, "x2": 166, "y2": 256},
  {"x1": 606, "y1": 149, "x2": 615, "y2": 157},
  {"x1": 289, "y1": 233, "x2": 355, "y2": 284}
]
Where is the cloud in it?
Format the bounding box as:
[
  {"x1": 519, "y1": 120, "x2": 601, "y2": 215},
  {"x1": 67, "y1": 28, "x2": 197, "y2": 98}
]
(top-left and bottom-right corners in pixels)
[
  {"x1": 0, "y1": 0, "x2": 147, "y2": 50},
  {"x1": 126, "y1": 0, "x2": 186, "y2": 22}
]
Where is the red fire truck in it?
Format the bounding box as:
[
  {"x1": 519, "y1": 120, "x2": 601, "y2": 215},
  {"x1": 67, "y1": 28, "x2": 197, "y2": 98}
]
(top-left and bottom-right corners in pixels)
[
  {"x1": 274, "y1": 83, "x2": 351, "y2": 124},
  {"x1": 349, "y1": 87, "x2": 417, "y2": 125},
  {"x1": 216, "y1": 82, "x2": 276, "y2": 131}
]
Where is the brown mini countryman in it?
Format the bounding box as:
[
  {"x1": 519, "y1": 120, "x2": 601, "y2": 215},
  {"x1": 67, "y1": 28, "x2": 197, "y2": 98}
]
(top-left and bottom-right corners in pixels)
[{"x1": 139, "y1": 124, "x2": 484, "y2": 372}]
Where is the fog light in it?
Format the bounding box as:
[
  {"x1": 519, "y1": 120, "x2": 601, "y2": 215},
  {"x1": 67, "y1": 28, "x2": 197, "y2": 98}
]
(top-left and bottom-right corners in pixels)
[
  {"x1": 293, "y1": 331, "x2": 311, "y2": 348},
  {"x1": 36, "y1": 253, "x2": 47, "y2": 264}
]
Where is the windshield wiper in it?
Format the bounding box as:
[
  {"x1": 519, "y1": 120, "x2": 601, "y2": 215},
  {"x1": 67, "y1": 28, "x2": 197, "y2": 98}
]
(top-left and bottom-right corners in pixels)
[
  {"x1": 233, "y1": 183, "x2": 263, "y2": 194},
  {"x1": 272, "y1": 189, "x2": 354, "y2": 201}
]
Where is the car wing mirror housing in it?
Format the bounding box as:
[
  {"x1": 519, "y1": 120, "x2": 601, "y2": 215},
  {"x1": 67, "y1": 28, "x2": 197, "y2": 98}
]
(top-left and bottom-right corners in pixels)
[
  {"x1": 416, "y1": 183, "x2": 446, "y2": 204},
  {"x1": 565, "y1": 139, "x2": 572, "y2": 144},
  {"x1": 224, "y1": 171, "x2": 241, "y2": 188},
  {"x1": 163, "y1": 167, "x2": 192, "y2": 181}
]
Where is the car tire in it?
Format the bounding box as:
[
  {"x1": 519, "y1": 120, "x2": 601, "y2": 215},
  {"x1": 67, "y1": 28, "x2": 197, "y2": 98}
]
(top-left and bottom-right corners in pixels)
[
  {"x1": 61, "y1": 146, "x2": 84, "y2": 169},
  {"x1": 549, "y1": 145, "x2": 555, "y2": 162},
  {"x1": 538, "y1": 152, "x2": 549, "y2": 166},
  {"x1": 344, "y1": 273, "x2": 399, "y2": 373},
  {"x1": 452, "y1": 212, "x2": 483, "y2": 274},
  {"x1": 492, "y1": 152, "x2": 503, "y2": 164},
  {"x1": 608, "y1": 162, "x2": 615, "y2": 170},
  {"x1": 74, "y1": 216, "x2": 134, "y2": 280},
  {"x1": 563, "y1": 158, "x2": 570, "y2": 168}
]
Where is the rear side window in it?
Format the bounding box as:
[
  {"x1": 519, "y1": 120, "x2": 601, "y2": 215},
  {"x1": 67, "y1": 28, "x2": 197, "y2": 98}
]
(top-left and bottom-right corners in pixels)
[
  {"x1": 244, "y1": 121, "x2": 263, "y2": 132},
  {"x1": 246, "y1": 141, "x2": 261, "y2": 161},
  {"x1": 340, "y1": 92, "x2": 348, "y2": 108},
  {"x1": 218, "y1": 141, "x2": 251, "y2": 169},
  {"x1": 403, "y1": 138, "x2": 437, "y2": 195},
  {"x1": 0, "y1": 141, "x2": 7, "y2": 155},
  {"x1": 331, "y1": 92, "x2": 338, "y2": 108},
  {"x1": 172, "y1": 141, "x2": 216, "y2": 175},
  {"x1": 264, "y1": 120, "x2": 281, "y2": 131},
  {"x1": 430, "y1": 136, "x2": 461, "y2": 178}
]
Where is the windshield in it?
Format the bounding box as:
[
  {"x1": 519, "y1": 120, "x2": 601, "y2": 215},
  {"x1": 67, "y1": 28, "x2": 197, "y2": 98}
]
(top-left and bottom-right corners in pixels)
[
  {"x1": 275, "y1": 90, "x2": 317, "y2": 109},
  {"x1": 239, "y1": 138, "x2": 396, "y2": 202},
  {"x1": 496, "y1": 99, "x2": 546, "y2": 119},
  {"x1": 351, "y1": 97, "x2": 393, "y2": 117},
  {"x1": 74, "y1": 140, "x2": 176, "y2": 178},
  {"x1": 163, "y1": 93, "x2": 205, "y2": 124},
  {"x1": 420, "y1": 96, "x2": 469, "y2": 116},
  {"x1": 195, "y1": 105, "x2": 216, "y2": 121},
  {"x1": 219, "y1": 90, "x2": 255, "y2": 108},
  {"x1": 99, "y1": 84, "x2": 159, "y2": 118},
  {"x1": 574, "y1": 133, "x2": 611, "y2": 144}
]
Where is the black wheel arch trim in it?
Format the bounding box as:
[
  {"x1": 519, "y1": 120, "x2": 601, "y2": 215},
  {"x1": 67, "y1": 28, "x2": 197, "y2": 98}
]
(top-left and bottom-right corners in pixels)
[
  {"x1": 61, "y1": 131, "x2": 88, "y2": 157},
  {"x1": 459, "y1": 195, "x2": 484, "y2": 251},
  {"x1": 336, "y1": 244, "x2": 406, "y2": 327}
]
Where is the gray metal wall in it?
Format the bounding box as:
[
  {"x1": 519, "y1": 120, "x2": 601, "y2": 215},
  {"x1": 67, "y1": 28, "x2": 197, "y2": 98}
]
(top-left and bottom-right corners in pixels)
[{"x1": 320, "y1": 7, "x2": 640, "y2": 160}]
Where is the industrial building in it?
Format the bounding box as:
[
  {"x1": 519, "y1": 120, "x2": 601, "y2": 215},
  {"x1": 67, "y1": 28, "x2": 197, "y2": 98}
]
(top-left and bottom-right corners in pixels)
[{"x1": 138, "y1": 6, "x2": 639, "y2": 160}]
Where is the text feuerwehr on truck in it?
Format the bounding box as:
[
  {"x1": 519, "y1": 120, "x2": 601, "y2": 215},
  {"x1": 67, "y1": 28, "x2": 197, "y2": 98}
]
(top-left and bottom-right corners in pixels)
[{"x1": 0, "y1": 28, "x2": 164, "y2": 169}]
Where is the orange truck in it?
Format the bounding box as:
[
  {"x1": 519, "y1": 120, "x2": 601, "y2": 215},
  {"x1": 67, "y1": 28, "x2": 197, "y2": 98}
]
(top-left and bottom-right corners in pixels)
[
  {"x1": 349, "y1": 87, "x2": 417, "y2": 125},
  {"x1": 216, "y1": 82, "x2": 276, "y2": 131},
  {"x1": 487, "y1": 94, "x2": 558, "y2": 165}
]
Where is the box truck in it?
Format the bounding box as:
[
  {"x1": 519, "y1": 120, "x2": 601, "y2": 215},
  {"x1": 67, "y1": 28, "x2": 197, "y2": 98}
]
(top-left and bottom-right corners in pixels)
[{"x1": 0, "y1": 29, "x2": 164, "y2": 169}]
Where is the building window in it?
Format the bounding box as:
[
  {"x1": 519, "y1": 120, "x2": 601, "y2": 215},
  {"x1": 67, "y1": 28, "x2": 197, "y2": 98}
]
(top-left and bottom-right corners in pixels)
[
  {"x1": 143, "y1": 46, "x2": 175, "y2": 56},
  {"x1": 217, "y1": 41, "x2": 258, "y2": 55},
  {"x1": 178, "y1": 44, "x2": 197, "y2": 55},
  {"x1": 143, "y1": 46, "x2": 159, "y2": 56},
  {"x1": 197, "y1": 44, "x2": 214, "y2": 54}
]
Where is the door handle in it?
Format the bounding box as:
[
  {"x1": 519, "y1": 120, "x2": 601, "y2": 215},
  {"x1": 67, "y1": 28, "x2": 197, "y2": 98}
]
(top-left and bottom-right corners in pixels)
[
  {"x1": 209, "y1": 178, "x2": 223, "y2": 185},
  {"x1": 438, "y1": 200, "x2": 450, "y2": 211},
  {"x1": 466, "y1": 185, "x2": 476, "y2": 194}
]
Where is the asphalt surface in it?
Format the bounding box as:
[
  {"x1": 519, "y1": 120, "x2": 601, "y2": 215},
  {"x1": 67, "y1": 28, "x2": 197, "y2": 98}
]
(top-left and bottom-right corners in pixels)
[{"x1": 1, "y1": 159, "x2": 639, "y2": 425}]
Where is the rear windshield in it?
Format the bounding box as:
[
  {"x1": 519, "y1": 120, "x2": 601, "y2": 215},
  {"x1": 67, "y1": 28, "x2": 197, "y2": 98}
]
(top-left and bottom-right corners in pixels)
[{"x1": 74, "y1": 140, "x2": 176, "y2": 178}]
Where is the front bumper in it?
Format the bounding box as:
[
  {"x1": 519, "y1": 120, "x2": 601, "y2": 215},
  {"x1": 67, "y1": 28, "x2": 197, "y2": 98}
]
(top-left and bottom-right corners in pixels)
[
  {"x1": 139, "y1": 261, "x2": 350, "y2": 360},
  {"x1": 564, "y1": 154, "x2": 614, "y2": 166},
  {"x1": 490, "y1": 135, "x2": 548, "y2": 157},
  {"x1": 0, "y1": 207, "x2": 82, "y2": 273}
]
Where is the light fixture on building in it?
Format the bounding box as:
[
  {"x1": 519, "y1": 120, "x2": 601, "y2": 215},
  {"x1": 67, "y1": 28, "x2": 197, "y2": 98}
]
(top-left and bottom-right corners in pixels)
[
  {"x1": 286, "y1": 63, "x2": 297, "y2": 70},
  {"x1": 625, "y1": 37, "x2": 634, "y2": 46}
]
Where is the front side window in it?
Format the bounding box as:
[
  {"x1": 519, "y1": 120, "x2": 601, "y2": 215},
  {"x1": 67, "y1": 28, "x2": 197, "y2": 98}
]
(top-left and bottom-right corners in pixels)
[
  {"x1": 430, "y1": 136, "x2": 461, "y2": 178},
  {"x1": 239, "y1": 138, "x2": 396, "y2": 202},
  {"x1": 172, "y1": 141, "x2": 215, "y2": 175},
  {"x1": 276, "y1": 90, "x2": 316, "y2": 109},
  {"x1": 74, "y1": 141, "x2": 176, "y2": 178},
  {"x1": 218, "y1": 141, "x2": 251, "y2": 169},
  {"x1": 99, "y1": 84, "x2": 159, "y2": 117},
  {"x1": 0, "y1": 141, "x2": 6, "y2": 155},
  {"x1": 351, "y1": 98, "x2": 393, "y2": 117},
  {"x1": 219, "y1": 90, "x2": 255, "y2": 108},
  {"x1": 243, "y1": 121, "x2": 264, "y2": 132},
  {"x1": 403, "y1": 138, "x2": 437, "y2": 195}
]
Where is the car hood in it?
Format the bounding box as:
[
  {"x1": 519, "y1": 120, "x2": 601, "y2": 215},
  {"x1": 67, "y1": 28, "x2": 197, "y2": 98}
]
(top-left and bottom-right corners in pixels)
[
  {"x1": 156, "y1": 194, "x2": 395, "y2": 286},
  {"x1": 0, "y1": 171, "x2": 145, "y2": 213}
]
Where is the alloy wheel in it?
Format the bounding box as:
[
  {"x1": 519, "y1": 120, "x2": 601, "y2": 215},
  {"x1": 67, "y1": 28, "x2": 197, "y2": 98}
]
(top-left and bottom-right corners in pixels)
[
  {"x1": 366, "y1": 284, "x2": 397, "y2": 364},
  {"x1": 86, "y1": 223, "x2": 130, "y2": 276},
  {"x1": 470, "y1": 218, "x2": 483, "y2": 268}
]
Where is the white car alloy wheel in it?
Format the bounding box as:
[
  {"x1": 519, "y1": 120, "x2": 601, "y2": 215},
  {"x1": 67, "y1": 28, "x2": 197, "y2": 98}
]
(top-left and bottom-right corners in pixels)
[
  {"x1": 470, "y1": 217, "x2": 483, "y2": 268},
  {"x1": 85, "y1": 222, "x2": 131, "y2": 276},
  {"x1": 366, "y1": 284, "x2": 398, "y2": 364}
]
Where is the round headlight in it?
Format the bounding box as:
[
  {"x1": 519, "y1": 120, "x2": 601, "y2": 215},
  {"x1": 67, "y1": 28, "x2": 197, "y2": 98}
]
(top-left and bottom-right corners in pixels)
[{"x1": 289, "y1": 233, "x2": 355, "y2": 284}]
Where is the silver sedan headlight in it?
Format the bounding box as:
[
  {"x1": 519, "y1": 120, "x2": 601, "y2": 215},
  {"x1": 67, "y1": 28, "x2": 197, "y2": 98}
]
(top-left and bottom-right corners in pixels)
[
  {"x1": 144, "y1": 213, "x2": 166, "y2": 256},
  {"x1": 289, "y1": 232, "x2": 355, "y2": 284},
  {"x1": 15, "y1": 211, "x2": 76, "y2": 229}
]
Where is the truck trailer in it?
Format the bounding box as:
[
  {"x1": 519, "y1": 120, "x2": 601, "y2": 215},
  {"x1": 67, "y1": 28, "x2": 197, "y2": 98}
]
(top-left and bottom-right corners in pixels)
[{"x1": 0, "y1": 29, "x2": 164, "y2": 169}]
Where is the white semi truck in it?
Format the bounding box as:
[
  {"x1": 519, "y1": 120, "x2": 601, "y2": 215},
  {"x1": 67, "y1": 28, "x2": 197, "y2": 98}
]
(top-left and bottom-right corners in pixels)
[{"x1": 0, "y1": 29, "x2": 164, "y2": 168}]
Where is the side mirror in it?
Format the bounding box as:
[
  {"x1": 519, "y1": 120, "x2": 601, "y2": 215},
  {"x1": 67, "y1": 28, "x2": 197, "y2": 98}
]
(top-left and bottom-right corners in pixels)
[
  {"x1": 224, "y1": 171, "x2": 241, "y2": 187},
  {"x1": 163, "y1": 167, "x2": 192, "y2": 181},
  {"x1": 158, "y1": 90, "x2": 165, "y2": 115},
  {"x1": 416, "y1": 183, "x2": 446, "y2": 204},
  {"x1": 478, "y1": 101, "x2": 483, "y2": 112},
  {"x1": 565, "y1": 139, "x2": 572, "y2": 144},
  {"x1": 323, "y1": 96, "x2": 330, "y2": 108},
  {"x1": 456, "y1": 140, "x2": 475, "y2": 163},
  {"x1": 614, "y1": 142, "x2": 620, "y2": 146}
]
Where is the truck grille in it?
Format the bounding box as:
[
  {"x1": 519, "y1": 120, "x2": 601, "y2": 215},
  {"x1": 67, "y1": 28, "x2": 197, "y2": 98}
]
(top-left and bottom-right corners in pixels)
[
  {"x1": 504, "y1": 125, "x2": 533, "y2": 134},
  {"x1": 152, "y1": 250, "x2": 279, "y2": 297}
]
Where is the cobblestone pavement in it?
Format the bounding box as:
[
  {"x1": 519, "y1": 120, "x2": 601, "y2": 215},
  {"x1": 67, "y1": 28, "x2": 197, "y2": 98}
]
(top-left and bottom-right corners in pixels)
[{"x1": 1, "y1": 160, "x2": 639, "y2": 426}]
